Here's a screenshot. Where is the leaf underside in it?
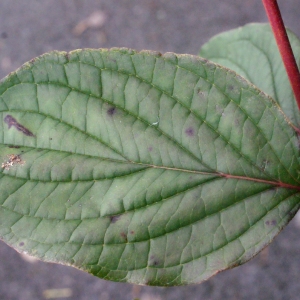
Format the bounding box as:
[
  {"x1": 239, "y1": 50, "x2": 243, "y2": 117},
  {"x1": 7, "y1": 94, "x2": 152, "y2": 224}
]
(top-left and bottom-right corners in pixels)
[{"x1": 0, "y1": 44, "x2": 299, "y2": 286}]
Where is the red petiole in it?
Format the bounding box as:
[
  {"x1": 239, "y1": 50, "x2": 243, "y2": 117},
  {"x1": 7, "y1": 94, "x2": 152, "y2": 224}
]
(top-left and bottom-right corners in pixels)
[{"x1": 262, "y1": 0, "x2": 300, "y2": 113}]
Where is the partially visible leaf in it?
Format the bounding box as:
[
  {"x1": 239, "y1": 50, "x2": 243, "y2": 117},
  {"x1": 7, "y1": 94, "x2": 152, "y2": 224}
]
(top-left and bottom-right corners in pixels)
[
  {"x1": 200, "y1": 23, "x2": 300, "y2": 127},
  {"x1": 0, "y1": 48, "x2": 299, "y2": 286}
]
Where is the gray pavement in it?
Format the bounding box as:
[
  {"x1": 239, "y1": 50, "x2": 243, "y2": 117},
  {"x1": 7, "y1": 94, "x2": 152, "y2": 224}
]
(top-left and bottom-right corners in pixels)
[{"x1": 0, "y1": 0, "x2": 300, "y2": 299}]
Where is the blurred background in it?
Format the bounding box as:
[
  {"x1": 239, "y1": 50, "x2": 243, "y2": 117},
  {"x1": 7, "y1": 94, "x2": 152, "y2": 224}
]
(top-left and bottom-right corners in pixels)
[{"x1": 0, "y1": 0, "x2": 300, "y2": 299}]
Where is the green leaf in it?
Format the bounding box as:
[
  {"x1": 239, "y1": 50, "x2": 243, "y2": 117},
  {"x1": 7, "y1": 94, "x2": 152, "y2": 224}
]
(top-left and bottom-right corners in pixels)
[
  {"x1": 0, "y1": 48, "x2": 299, "y2": 286},
  {"x1": 200, "y1": 23, "x2": 300, "y2": 127}
]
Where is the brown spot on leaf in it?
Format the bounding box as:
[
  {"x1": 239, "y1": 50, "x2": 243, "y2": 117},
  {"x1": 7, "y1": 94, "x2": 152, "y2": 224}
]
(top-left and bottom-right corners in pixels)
[
  {"x1": 197, "y1": 88, "x2": 205, "y2": 97},
  {"x1": 109, "y1": 214, "x2": 121, "y2": 223},
  {"x1": 130, "y1": 231, "x2": 135, "y2": 235},
  {"x1": 4, "y1": 115, "x2": 35, "y2": 137},
  {"x1": 185, "y1": 127, "x2": 194, "y2": 137},
  {"x1": 107, "y1": 107, "x2": 116, "y2": 116},
  {"x1": 19, "y1": 242, "x2": 24, "y2": 247},
  {"x1": 8, "y1": 145, "x2": 20, "y2": 149},
  {"x1": 1, "y1": 154, "x2": 25, "y2": 170},
  {"x1": 148, "y1": 146, "x2": 153, "y2": 152},
  {"x1": 120, "y1": 232, "x2": 128, "y2": 242}
]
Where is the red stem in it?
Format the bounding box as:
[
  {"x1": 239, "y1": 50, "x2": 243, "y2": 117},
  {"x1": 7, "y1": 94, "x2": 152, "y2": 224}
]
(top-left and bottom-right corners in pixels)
[{"x1": 262, "y1": 0, "x2": 300, "y2": 112}]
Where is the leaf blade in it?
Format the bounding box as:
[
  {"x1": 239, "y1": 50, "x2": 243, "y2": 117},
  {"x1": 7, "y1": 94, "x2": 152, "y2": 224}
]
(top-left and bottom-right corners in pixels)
[{"x1": 0, "y1": 48, "x2": 299, "y2": 286}]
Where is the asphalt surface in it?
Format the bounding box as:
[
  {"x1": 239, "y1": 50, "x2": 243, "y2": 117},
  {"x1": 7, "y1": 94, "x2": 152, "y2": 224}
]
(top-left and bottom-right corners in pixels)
[{"x1": 0, "y1": 0, "x2": 300, "y2": 299}]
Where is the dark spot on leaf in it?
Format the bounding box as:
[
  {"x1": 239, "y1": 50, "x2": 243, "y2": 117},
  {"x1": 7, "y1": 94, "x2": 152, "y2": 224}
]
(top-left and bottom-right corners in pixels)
[
  {"x1": 228, "y1": 85, "x2": 234, "y2": 91},
  {"x1": 29, "y1": 58, "x2": 36, "y2": 64},
  {"x1": 19, "y1": 242, "x2": 24, "y2": 247},
  {"x1": 1, "y1": 32, "x2": 8, "y2": 39},
  {"x1": 120, "y1": 232, "x2": 128, "y2": 242},
  {"x1": 49, "y1": 138, "x2": 52, "y2": 140},
  {"x1": 110, "y1": 214, "x2": 121, "y2": 223},
  {"x1": 4, "y1": 115, "x2": 35, "y2": 137},
  {"x1": 8, "y1": 145, "x2": 20, "y2": 149},
  {"x1": 65, "y1": 53, "x2": 70, "y2": 60},
  {"x1": 107, "y1": 107, "x2": 116, "y2": 116},
  {"x1": 197, "y1": 88, "x2": 205, "y2": 97},
  {"x1": 185, "y1": 127, "x2": 194, "y2": 137},
  {"x1": 150, "y1": 255, "x2": 159, "y2": 266},
  {"x1": 265, "y1": 220, "x2": 277, "y2": 226},
  {"x1": 130, "y1": 231, "x2": 135, "y2": 235},
  {"x1": 148, "y1": 146, "x2": 153, "y2": 152},
  {"x1": 234, "y1": 119, "x2": 240, "y2": 126}
]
